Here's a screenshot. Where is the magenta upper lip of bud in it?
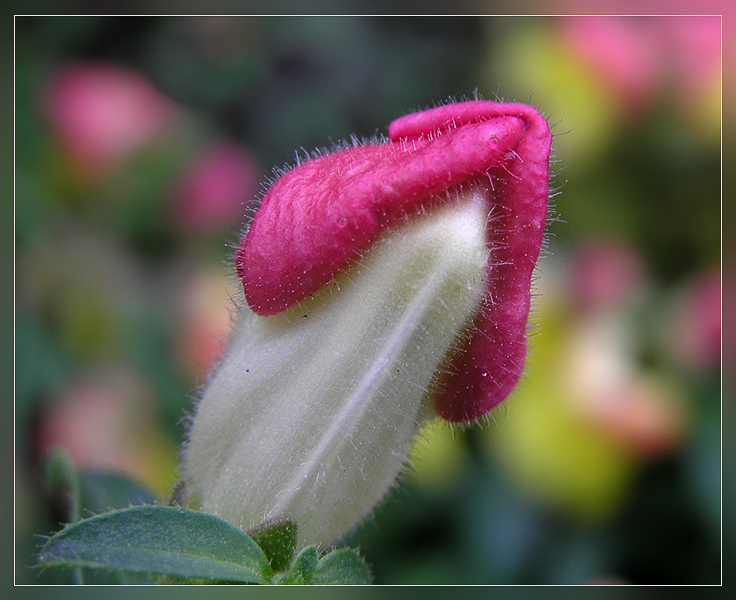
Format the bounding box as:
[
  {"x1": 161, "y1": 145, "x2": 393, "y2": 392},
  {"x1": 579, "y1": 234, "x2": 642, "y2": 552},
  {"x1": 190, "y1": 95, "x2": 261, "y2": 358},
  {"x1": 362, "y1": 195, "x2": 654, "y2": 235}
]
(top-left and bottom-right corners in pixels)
[{"x1": 235, "y1": 100, "x2": 552, "y2": 422}]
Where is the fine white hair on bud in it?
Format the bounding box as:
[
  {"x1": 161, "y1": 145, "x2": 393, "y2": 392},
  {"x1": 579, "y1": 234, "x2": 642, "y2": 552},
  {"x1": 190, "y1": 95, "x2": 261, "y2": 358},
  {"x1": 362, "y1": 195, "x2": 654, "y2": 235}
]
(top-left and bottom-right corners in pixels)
[{"x1": 184, "y1": 190, "x2": 490, "y2": 548}]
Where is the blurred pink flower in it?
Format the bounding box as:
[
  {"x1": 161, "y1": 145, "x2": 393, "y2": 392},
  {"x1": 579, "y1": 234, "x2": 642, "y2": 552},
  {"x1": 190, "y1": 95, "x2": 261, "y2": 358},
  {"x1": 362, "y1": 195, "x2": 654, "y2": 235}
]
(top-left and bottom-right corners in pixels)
[
  {"x1": 560, "y1": 16, "x2": 661, "y2": 113},
  {"x1": 670, "y1": 268, "x2": 722, "y2": 373},
  {"x1": 44, "y1": 62, "x2": 180, "y2": 178},
  {"x1": 567, "y1": 239, "x2": 645, "y2": 312},
  {"x1": 659, "y1": 16, "x2": 722, "y2": 106},
  {"x1": 567, "y1": 314, "x2": 688, "y2": 458},
  {"x1": 33, "y1": 368, "x2": 175, "y2": 491},
  {"x1": 585, "y1": 378, "x2": 687, "y2": 457},
  {"x1": 171, "y1": 142, "x2": 260, "y2": 234},
  {"x1": 559, "y1": 16, "x2": 721, "y2": 115},
  {"x1": 564, "y1": 240, "x2": 692, "y2": 458}
]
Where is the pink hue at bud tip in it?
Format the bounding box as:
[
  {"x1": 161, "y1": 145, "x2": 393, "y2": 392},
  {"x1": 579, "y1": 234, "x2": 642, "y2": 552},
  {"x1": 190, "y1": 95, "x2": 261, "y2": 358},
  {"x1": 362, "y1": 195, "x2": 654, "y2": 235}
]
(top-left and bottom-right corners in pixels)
[{"x1": 235, "y1": 100, "x2": 552, "y2": 422}]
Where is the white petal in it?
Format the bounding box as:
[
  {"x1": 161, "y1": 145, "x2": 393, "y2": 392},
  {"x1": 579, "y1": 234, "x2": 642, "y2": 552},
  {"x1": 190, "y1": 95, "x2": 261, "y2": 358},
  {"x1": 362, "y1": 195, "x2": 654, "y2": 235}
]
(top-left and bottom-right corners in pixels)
[{"x1": 184, "y1": 190, "x2": 490, "y2": 548}]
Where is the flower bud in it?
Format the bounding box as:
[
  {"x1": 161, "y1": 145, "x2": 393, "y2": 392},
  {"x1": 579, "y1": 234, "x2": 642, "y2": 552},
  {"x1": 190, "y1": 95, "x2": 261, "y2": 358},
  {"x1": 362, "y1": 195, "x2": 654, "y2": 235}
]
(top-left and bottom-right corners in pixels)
[{"x1": 184, "y1": 100, "x2": 552, "y2": 547}]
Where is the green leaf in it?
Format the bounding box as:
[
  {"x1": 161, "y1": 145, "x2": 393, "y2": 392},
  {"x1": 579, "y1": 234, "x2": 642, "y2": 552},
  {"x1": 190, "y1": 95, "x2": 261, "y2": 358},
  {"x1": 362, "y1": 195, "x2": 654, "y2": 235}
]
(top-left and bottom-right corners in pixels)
[
  {"x1": 37, "y1": 505, "x2": 272, "y2": 584},
  {"x1": 274, "y1": 545, "x2": 319, "y2": 585},
  {"x1": 247, "y1": 518, "x2": 297, "y2": 572},
  {"x1": 313, "y1": 548, "x2": 372, "y2": 585},
  {"x1": 43, "y1": 465, "x2": 160, "y2": 584}
]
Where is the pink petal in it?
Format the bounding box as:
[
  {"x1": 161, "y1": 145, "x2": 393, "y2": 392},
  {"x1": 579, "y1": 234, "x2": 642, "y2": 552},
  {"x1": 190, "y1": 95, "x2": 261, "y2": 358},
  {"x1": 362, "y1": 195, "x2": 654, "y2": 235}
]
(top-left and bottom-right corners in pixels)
[{"x1": 235, "y1": 100, "x2": 552, "y2": 422}]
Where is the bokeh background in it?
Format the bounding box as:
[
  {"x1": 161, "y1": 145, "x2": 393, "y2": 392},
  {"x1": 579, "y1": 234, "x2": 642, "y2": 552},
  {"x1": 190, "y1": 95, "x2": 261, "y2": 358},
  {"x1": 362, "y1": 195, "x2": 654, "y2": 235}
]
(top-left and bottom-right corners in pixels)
[{"x1": 15, "y1": 15, "x2": 722, "y2": 585}]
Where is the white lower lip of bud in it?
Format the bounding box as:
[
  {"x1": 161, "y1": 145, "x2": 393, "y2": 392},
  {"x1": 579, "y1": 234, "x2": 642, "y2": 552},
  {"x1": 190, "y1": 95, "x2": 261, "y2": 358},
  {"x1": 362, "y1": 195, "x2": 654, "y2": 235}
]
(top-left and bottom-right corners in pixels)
[{"x1": 184, "y1": 189, "x2": 490, "y2": 548}]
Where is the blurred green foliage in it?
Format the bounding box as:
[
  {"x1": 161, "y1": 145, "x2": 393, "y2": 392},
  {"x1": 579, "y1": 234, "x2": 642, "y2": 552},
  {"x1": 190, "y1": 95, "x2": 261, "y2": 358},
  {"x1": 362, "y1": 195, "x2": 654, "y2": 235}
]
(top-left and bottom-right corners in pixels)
[{"x1": 15, "y1": 16, "x2": 721, "y2": 584}]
